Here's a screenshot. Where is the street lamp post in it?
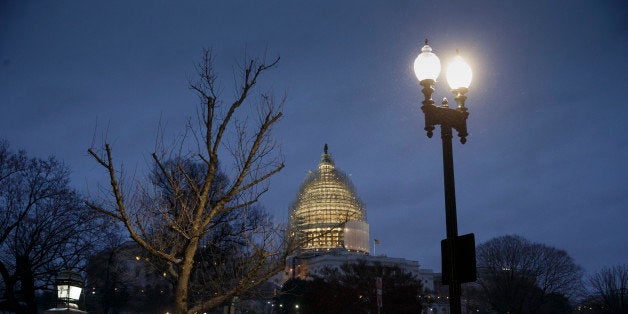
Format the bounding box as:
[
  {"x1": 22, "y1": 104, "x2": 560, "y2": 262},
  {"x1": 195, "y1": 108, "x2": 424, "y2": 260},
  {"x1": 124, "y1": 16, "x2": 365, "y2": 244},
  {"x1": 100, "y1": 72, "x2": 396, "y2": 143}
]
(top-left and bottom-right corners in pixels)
[
  {"x1": 413, "y1": 40, "x2": 474, "y2": 314},
  {"x1": 44, "y1": 270, "x2": 86, "y2": 313}
]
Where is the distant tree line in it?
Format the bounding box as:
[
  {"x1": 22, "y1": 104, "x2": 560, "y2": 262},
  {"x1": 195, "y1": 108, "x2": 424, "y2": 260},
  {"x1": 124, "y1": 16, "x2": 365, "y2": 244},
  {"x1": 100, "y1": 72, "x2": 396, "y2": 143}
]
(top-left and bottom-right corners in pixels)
[
  {"x1": 462, "y1": 235, "x2": 582, "y2": 313},
  {"x1": 579, "y1": 264, "x2": 628, "y2": 314},
  {"x1": 274, "y1": 260, "x2": 427, "y2": 314},
  {"x1": 0, "y1": 140, "x2": 108, "y2": 313},
  {"x1": 462, "y1": 235, "x2": 627, "y2": 314}
]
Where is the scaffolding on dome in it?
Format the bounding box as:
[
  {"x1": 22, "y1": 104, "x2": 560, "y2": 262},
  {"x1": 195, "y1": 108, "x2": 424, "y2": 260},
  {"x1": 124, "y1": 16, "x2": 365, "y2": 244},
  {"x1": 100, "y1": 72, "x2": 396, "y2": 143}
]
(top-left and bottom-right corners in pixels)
[{"x1": 288, "y1": 146, "x2": 368, "y2": 253}]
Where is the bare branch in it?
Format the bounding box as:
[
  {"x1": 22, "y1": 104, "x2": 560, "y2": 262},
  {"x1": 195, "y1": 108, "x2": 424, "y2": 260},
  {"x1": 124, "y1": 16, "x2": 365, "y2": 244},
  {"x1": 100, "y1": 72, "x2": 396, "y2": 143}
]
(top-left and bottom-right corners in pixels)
[{"x1": 87, "y1": 49, "x2": 285, "y2": 313}]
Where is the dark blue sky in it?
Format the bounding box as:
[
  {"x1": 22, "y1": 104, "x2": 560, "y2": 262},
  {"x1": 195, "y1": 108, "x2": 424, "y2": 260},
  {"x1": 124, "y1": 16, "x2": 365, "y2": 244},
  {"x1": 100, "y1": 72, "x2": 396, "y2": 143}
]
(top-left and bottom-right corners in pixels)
[{"x1": 1, "y1": 1, "x2": 627, "y2": 274}]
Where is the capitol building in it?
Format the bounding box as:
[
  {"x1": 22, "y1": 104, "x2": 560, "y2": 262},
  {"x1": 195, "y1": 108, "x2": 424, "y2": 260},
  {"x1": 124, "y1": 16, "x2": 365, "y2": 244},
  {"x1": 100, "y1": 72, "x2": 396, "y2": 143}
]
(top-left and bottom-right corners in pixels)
[
  {"x1": 288, "y1": 144, "x2": 370, "y2": 254},
  {"x1": 277, "y1": 145, "x2": 438, "y2": 296}
]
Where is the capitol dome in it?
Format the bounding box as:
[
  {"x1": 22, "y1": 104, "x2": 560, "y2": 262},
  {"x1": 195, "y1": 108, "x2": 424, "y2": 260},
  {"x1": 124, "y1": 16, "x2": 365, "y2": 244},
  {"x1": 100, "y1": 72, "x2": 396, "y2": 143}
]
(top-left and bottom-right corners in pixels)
[{"x1": 289, "y1": 144, "x2": 369, "y2": 253}]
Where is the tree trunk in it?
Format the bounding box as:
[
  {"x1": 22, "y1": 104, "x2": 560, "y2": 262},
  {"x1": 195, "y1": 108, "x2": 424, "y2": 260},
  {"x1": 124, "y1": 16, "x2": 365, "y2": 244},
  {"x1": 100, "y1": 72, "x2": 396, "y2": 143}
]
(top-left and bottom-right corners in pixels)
[
  {"x1": 0, "y1": 275, "x2": 18, "y2": 312},
  {"x1": 16, "y1": 255, "x2": 37, "y2": 314},
  {"x1": 174, "y1": 238, "x2": 199, "y2": 314}
]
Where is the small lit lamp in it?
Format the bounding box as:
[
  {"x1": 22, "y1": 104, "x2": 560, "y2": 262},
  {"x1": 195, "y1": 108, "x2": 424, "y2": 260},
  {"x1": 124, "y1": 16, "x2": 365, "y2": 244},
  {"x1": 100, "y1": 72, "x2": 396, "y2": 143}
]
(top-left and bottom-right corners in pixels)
[
  {"x1": 56, "y1": 270, "x2": 83, "y2": 310},
  {"x1": 413, "y1": 41, "x2": 441, "y2": 82},
  {"x1": 413, "y1": 40, "x2": 476, "y2": 314},
  {"x1": 446, "y1": 50, "x2": 472, "y2": 109}
]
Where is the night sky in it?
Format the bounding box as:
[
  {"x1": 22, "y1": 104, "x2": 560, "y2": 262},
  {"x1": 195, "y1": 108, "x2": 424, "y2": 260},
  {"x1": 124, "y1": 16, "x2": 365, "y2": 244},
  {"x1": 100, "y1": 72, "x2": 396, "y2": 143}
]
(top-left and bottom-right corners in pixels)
[{"x1": 1, "y1": 1, "x2": 627, "y2": 275}]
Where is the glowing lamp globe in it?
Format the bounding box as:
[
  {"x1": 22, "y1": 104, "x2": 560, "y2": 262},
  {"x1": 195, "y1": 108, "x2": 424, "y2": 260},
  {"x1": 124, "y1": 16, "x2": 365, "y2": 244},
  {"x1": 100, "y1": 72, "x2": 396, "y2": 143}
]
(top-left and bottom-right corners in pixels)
[
  {"x1": 414, "y1": 43, "x2": 441, "y2": 82},
  {"x1": 446, "y1": 53, "x2": 472, "y2": 90},
  {"x1": 56, "y1": 270, "x2": 83, "y2": 302}
]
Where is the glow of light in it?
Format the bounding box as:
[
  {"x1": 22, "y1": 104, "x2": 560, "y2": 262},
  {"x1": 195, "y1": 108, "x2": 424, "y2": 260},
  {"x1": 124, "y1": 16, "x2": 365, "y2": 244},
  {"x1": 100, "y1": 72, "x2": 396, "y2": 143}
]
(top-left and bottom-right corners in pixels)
[
  {"x1": 446, "y1": 53, "x2": 472, "y2": 89},
  {"x1": 58, "y1": 284, "x2": 82, "y2": 301},
  {"x1": 414, "y1": 43, "x2": 441, "y2": 82}
]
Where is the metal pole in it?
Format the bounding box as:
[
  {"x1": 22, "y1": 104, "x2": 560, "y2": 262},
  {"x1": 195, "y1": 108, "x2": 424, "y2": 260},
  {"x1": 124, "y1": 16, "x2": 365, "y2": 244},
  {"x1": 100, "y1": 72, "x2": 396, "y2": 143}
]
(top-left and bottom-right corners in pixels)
[
  {"x1": 373, "y1": 239, "x2": 376, "y2": 256},
  {"x1": 441, "y1": 124, "x2": 461, "y2": 314}
]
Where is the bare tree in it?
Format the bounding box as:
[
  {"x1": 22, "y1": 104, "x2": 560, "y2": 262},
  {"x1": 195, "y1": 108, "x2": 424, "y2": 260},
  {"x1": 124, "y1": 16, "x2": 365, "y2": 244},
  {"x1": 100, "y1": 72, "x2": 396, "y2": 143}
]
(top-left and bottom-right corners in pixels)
[
  {"x1": 586, "y1": 264, "x2": 628, "y2": 313},
  {"x1": 0, "y1": 140, "x2": 105, "y2": 313},
  {"x1": 474, "y1": 235, "x2": 583, "y2": 313},
  {"x1": 87, "y1": 49, "x2": 291, "y2": 313}
]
